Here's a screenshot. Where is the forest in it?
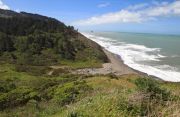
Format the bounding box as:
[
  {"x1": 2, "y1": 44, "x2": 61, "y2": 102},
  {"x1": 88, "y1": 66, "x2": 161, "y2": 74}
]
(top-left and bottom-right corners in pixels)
[{"x1": 0, "y1": 9, "x2": 107, "y2": 66}]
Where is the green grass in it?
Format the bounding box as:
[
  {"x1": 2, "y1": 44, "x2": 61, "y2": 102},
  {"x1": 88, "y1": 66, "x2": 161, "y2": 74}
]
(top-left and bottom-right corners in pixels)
[
  {"x1": 60, "y1": 59, "x2": 103, "y2": 69},
  {"x1": 52, "y1": 76, "x2": 180, "y2": 117},
  {"x1": 161, "y1": 82, "x2": 180, "y2": 96},
  {"x1": 52, "y1": 76, "x2": 138, "y2": 117},
  {"x1": 0, "y1": 63, "x2": 180, "y2": 117},
  {"x1": 0, "y1": 63, "x2": 92, "y2": 116},
  {"x1": 53, "y1": 77, "x2": 134, "y2": 117}
]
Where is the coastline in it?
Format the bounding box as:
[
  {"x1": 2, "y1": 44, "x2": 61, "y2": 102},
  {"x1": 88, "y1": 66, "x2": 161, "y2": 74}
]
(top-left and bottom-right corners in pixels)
[
  {"x1": 103, "y1": 48, "x2": 164, "y2": 81},
  {"x1": 73, "y1": 45, "x2": 164, "y2": 81},
  {"x1": 102, "y1": 48, "x2": 137, "y2": 75},
  {"x1": 104, "y1": 47, "x2": 165, "y2": 80},
  {"x1": 73, "y1": 47, "x2": 142, "y2": 76},
  {"x1": 73, "y1": 48, "x2": 136, "y2": 76},
  {"x1": 81, "y1": 32, "x2": 167, "y2": 81}
]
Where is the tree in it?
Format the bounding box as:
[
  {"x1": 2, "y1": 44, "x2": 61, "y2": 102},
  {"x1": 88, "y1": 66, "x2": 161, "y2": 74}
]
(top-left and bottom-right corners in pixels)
[{"x1": 0, "y1": 33, "x2": 14, "y2": 52}]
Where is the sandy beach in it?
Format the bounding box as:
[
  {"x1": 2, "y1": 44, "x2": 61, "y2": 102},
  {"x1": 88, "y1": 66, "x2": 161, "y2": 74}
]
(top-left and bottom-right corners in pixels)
[{"x1": 73, "y1": 48, "x2": 138, "y2": 76}]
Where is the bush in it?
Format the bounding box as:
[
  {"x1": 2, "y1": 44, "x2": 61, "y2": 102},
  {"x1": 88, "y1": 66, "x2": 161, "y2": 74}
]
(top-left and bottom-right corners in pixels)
[
  {"x1": 15, "y1": 64, "x2": 50, "y2": 75},
  {"x1": 135, "y1": 78, "x2": 171, "y2": 116},
  {"x1": 135, "y1": 78, "x2": 171, "y2": 101},
  {"x1": 107, "y1": 73, "x2": 118, "y2": 79},
  {"x1": 118, "y1": 97, "x2": 141, "y2": 116},
  {"x1": 0, "y1": 86, "x2": 38, "y2": 110},
  {"x1": 0, "y1": 80, "x2": 16, "y2": 93},
  {"x1": 52, "y1": 81, "x2": 92, "y2": 106},
  {"x1": 0, "y1": 52, "x2": 16, "y2": 63},
  {"x1": 68, "y1": 112, "x2": 86, "y2": 117}
]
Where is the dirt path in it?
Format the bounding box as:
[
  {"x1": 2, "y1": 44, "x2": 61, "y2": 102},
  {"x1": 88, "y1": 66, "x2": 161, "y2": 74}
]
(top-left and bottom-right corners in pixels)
[{"x1": 47, "y1": 66, "x2": 69, "y2": 76}]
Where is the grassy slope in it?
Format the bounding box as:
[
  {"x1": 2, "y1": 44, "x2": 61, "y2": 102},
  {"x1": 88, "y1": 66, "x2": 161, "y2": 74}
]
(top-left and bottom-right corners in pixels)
[
  {"x1": 0, "y1": 62, "x2": 102, "y2": 117},
  {"x1": 0, "y1": 63, "x2": 180, "y2": 117},
  {"x1": 53, "y1": 75, "x2": 180, "y2": 117}
]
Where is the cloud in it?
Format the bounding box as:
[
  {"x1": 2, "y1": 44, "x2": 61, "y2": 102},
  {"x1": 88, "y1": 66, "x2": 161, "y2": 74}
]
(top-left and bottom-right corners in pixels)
[
  {"x1": 141, "y1": 1, "x2": 180, "y2": 17},
  {"x1": 152, "y1": 1, "x2": 169, "y2": 6},
  {"x1": 0, "y1": 0, "x2": 10, "y2": 10},
  {"x1": 97, "y1": 2, "x2": 110, "y2": 8},
  {"x1": 127, "y1": 3, "x2": 148, "y2": 10},
  {"x1": 73, "y1": 1, "x2": 180, "y2": 26},
  {"x1": 74, "y1": 10, "x2": 143, "y2": 25},
  {"x1": 15, "y1": 9, "x2": 20, "y2": 13}
]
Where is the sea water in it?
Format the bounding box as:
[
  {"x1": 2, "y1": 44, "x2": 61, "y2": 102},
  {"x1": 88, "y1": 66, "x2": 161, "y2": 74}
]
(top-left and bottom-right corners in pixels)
[{"x1": 82, "y1": 32, "x2": 180, "y2": 82}]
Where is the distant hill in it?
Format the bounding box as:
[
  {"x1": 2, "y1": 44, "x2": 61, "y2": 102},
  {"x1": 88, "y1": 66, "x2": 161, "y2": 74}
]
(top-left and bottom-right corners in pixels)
[{"x1": 0, "y1": 9, "x2": 108, "y2": 66}]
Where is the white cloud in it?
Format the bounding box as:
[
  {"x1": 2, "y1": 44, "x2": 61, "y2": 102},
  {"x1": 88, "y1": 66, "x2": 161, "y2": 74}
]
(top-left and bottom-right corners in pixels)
[
  {"x1": 97, "y1": 2, "x2": 110, "y2": 8},
  {"x1": 73, "y1": 1, "x2": 180, "y2": 26},
  {"x1": 152, "y1": 1, "x2": 169, "y2": 6},
  {"x1": 75, "y1": 10, "x2": 143, "y2": 26},
  {"x1": 143, "y1": 1, "x2": 180, "y2": 17},
  {"x1": 0, "y1": 0, "x2": 10, "y2": 10},
  {"x1": 127, "y1": 3, "x2": 148, "y2": 10},
  {"x1": 15, "y1": 9, "x2": 20, "y2": 13}
]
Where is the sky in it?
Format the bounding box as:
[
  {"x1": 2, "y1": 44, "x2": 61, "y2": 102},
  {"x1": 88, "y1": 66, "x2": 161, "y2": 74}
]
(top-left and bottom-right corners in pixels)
[{"x1": 1, "y1": 0, "x2": 180, "y2": 35}]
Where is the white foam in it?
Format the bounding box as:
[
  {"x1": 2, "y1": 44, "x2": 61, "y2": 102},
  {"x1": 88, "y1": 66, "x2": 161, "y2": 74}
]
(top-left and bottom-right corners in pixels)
[
  {"x1": 172, "y1": 55, "x2": 180, "y2": 58},
  {"x1": 123, "y1": 44, "x2": 161, "y2": 52},
  {"x1": 82, "y1": 32, "x2": 180, "y2": 82},
  {"x1": 156, "y1": 65, "x2": 178, "y2": 71}
]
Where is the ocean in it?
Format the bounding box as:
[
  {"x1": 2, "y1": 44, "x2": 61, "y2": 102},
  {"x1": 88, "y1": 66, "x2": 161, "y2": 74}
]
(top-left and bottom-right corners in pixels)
[{"x1": 82, "y1": 32, "x2": 180, "y2": 82}]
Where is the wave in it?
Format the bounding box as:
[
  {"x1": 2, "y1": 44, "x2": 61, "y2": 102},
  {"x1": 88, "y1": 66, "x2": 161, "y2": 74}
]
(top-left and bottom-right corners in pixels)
[{"x1": 83, "y1": 32, "x2": 180, "y2": 82}]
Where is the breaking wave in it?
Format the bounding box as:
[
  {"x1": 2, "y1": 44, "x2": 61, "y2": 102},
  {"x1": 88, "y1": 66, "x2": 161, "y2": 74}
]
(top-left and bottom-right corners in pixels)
[{"x1": 83, "y1": 33, "x2": 180, "y2": 82}]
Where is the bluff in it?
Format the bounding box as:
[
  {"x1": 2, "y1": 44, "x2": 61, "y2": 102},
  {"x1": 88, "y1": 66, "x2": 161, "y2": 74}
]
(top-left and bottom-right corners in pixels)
[{"x1": 0, "y1": 9, "x2": 108, "y2": 66}]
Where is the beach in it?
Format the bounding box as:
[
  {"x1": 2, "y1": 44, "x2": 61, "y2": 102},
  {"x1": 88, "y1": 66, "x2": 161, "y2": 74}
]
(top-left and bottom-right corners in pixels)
[
  {"x1": 73, "y1": 48, "x2": 138, "y2": 76},
  {"x1": 82, "y1": 32, "x2": 180, "y2": 82}
]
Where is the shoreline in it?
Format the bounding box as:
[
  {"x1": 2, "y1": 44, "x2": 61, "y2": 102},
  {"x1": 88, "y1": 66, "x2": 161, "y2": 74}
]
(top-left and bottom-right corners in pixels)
[
  {"x1": 103, "y1": 48, "x2": 164, "y2": 81},
  {"x1": 73, "y1": 47, "x2": 144, "y2": 76},
  {"x1": 102, "y1": 48, "x2": 137, "y2": 75},
  {"x1": 73, "y1": 47, "x2": 164, "y2": 81},
  {"x1": 79, "y1": 33, "x2": 177, "y2": 82},
  {"x1": 72, "y1": 48, "x2": 137, "y2": 76}
]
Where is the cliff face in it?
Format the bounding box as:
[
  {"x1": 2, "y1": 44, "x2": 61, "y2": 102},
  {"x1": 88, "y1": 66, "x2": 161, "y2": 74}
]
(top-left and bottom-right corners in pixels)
[{"x1": 0, "y1": 9, "x2": 108, "y2": 65}]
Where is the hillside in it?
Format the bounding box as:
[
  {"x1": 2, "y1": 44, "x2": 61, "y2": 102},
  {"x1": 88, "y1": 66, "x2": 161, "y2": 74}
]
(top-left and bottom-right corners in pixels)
[
  {"x1": 0, "y1": 63, "x2": 180, "y2": 117},
  {"x1": 0, "y1": 9, "x2": 180, "y2": 117},
  {"x1": 0, "y1": 9, "x2": 108, "y2": 68}
]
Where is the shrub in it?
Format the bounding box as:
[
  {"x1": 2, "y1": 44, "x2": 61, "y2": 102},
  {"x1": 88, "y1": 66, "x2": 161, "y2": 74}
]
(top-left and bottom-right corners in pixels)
[
  {"x1": 0, "y1": 80, "x2": 16, "y2": 93},
  {"x1": 68, "y1": 112, "x2": 86, "y2": 117},
  {"x1": 52, "y1": 81, "x2": 92, "y2": 106},
  {"x1": 0, "y1": 86, "x2": 38, "y2": 110},
  {"x1": 107, "y1": 73, "x2": 118, "y2": 79},
  {"x1": 135, "y1": 78, "x2": 172, "y2": 116},
  {"x1": 15, "y1": 64, "x2": 50, "y2": 75},
  {"x1": 118, "y1": 97, "x2": 141, "y2": 116},
  {"x1": 135, "y1": 78, "x2": 171, "y2": 101}
]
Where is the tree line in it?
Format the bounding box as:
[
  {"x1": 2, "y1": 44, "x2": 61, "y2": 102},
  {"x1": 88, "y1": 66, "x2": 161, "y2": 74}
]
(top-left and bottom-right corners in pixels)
[{"x1": 0, "y1": 10, "x2": 107, "y2": 66}]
